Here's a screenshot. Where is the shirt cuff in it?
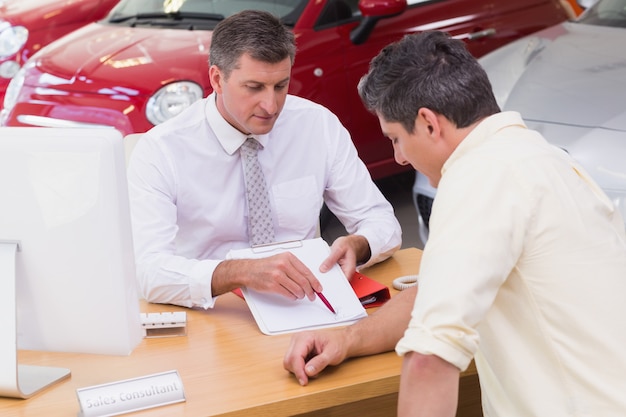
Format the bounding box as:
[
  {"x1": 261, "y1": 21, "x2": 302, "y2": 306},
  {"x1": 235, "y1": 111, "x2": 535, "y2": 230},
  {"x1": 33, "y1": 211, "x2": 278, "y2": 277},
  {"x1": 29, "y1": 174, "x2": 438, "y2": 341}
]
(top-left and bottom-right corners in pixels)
[
  {"x1": 188, "y1": 259, "x2": 220, "y2": 309},
  {"x1": 356, "y1": 226, "x2": 401, "y2": 269},
  {"x1": 395, "y1": 324, "x2": 475, "y2": 372}
]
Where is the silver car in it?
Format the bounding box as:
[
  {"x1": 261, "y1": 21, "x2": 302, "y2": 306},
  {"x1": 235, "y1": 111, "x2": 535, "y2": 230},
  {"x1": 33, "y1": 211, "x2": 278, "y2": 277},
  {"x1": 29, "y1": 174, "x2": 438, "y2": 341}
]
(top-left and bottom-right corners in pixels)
[{"x1": 413, "y1": 0, "x2": 626, "y2": 242}]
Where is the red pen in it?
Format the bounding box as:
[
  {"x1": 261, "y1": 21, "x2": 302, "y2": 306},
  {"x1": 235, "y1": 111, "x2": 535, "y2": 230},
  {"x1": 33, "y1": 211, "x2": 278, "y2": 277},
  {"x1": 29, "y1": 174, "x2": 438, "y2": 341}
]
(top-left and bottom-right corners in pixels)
[{"x1": 316, "y1": 291, "x2": 336, "y2": 314}]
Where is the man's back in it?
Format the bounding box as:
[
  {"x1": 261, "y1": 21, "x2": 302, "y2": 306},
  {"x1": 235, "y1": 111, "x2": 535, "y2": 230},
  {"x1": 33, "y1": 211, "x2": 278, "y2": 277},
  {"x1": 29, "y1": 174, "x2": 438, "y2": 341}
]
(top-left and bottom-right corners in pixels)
[{"x1": 430, "y1": 112, "x2": 626, "y2": 416}]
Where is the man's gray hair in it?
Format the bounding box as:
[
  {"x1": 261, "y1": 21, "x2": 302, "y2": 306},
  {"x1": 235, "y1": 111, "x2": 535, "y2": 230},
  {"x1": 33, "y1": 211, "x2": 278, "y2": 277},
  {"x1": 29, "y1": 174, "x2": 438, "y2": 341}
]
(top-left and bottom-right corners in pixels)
[{"x1": 209, "y1": 10, "x2": 296, "y2": 78}]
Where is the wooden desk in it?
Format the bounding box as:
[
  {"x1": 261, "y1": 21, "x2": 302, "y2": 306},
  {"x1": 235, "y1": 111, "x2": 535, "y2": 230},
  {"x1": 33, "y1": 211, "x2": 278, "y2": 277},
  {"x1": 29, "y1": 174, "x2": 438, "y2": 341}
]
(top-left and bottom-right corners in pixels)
[{"x1": 1, "y1": 248, "x2": 482, "y2": 417}]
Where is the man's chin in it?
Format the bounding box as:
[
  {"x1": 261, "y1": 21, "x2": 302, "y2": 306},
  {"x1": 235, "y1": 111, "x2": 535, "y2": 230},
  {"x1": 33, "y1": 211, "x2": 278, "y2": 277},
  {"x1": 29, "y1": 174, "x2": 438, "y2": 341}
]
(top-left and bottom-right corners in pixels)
[{"x1": 249, "y1": 123, "x2": 276, "y2": 136}]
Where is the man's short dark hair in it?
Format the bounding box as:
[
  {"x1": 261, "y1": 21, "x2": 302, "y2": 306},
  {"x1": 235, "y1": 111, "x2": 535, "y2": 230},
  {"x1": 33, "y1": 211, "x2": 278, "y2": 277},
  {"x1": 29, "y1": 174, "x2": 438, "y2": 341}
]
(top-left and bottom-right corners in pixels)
[{"x1": 358, "y1": 31, "x2": 500, "y2": 133}]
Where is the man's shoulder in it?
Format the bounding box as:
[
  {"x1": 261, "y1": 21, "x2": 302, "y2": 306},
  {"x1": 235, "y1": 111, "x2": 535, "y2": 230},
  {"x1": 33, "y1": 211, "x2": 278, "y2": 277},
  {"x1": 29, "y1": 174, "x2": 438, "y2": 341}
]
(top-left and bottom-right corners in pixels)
[
  {"x1": 144, "y1": 98, "x2": 209, "y2": 141},
  {"x1": 285, "y1": 94, "x2": 332, "y2": 113},
  {"x1": 282, "y1": 94, "x2": 342, "y2": 128}
]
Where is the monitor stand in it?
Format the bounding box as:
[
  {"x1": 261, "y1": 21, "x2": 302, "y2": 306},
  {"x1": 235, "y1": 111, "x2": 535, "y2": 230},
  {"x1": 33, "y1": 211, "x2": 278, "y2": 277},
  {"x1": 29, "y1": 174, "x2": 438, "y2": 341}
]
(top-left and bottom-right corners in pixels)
[{"x1": 0, "y1": 241, "x2": 70, "y2": 399}]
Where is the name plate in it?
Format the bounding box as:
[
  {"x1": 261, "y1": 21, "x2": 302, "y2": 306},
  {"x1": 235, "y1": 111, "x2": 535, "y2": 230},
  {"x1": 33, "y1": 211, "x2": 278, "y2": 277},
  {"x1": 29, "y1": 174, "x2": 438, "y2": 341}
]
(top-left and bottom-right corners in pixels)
[{"x1": 77, "y1": 370, "x2": 185, "y2": 417}]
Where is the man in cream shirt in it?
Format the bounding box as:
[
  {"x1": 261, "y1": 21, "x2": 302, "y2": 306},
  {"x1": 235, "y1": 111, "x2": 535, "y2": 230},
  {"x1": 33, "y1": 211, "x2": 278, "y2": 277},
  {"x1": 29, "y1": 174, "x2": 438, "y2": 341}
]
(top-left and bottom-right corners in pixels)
[{"x1": 284, "y1": 31, "x2": 626, "y2": 416}]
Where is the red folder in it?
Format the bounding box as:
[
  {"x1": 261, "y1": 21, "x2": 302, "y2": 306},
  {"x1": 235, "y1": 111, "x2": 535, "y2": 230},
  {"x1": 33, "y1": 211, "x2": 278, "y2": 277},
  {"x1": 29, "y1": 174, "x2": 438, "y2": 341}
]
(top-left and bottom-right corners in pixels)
[
  {"x1": 349, "y1": 271, "x2": 390, "y2": 308},
  {"x1": 232, "y1": 271, "x2": 389, "y2": 309}
]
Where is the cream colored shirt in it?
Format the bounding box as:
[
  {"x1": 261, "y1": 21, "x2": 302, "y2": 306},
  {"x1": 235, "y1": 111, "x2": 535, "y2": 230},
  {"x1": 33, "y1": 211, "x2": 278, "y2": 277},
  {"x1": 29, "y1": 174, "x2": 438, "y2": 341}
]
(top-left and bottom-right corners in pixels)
[
  {"x1": 128, "y1": 94, "x2": 401, "y2": 309},
  {"x1": 396, "y1": 112, "x2": 626, "y2": 416}
]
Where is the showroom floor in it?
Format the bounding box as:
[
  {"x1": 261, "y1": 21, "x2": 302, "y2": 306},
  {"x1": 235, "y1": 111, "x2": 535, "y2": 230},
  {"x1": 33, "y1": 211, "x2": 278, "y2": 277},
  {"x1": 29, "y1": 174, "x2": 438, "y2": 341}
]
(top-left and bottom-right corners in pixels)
[{"x1": 321, "y1": 170, "x2": 425, "y2": 251}]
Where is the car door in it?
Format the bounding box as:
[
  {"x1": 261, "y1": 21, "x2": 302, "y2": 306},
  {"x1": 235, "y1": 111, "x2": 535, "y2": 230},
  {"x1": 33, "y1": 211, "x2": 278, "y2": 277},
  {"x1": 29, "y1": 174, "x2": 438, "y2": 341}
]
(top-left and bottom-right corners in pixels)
[{"x1": 349, "y1": 0, "x2": 568, "y2": 174}]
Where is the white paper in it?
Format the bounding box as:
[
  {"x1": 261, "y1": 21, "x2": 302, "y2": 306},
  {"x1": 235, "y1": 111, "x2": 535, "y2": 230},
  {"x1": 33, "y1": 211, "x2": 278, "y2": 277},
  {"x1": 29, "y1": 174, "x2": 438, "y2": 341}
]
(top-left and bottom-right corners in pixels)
[{"x1": 227, "y1": 238, "x2": 367, "y2": 335}]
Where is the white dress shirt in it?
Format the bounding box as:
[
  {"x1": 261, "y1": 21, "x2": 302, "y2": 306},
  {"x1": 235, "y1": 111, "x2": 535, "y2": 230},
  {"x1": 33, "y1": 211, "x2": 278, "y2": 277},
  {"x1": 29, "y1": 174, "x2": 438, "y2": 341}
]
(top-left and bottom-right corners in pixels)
[
  {"x1": 127, "y1": 93, "x2": 401, "y2": 309},
  {"x1": 396, "y1": 112, "x2": 626, "y2": 416}
]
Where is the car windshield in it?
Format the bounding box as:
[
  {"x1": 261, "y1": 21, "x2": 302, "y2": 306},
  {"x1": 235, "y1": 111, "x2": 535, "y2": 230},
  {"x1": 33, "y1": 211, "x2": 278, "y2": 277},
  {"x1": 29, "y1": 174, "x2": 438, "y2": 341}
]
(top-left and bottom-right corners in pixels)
[
  {"x1": 578, "y1": 0, "x2": 626, "y2": 27},
  {"x1": 106, "y1": 0, "x2": 307, "y2": 28}
]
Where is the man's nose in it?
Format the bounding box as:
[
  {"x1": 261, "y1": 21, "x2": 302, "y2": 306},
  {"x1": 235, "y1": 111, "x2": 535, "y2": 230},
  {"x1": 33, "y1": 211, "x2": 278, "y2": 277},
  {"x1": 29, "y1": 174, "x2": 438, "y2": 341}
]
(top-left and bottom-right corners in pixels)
[
  {"x1": 259, "y1": 90, "x2": 279, "y2": 114},
  {"x1": 394, "y1": 148, "x2": 410, "y2": 166}
]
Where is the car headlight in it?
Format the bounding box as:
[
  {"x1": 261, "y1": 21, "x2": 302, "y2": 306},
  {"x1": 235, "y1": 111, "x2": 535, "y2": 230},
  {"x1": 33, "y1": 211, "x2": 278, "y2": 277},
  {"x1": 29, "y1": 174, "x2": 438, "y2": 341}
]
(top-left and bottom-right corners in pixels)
[
  {"x1": 3, "y1": 64, "x2": 26, "y2": 112},
  {"x1": 0, "y1": 21, "x2": 28, "y2": 59},
  {"x1": 145, "y1": 81, "x2": 203, "y2": 125}
]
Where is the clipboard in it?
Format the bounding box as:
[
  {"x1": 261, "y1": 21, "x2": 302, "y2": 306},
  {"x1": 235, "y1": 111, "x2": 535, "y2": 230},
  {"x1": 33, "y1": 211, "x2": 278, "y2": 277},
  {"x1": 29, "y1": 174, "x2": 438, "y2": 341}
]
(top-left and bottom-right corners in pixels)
[
  {"x1": 226, "y1": 238, "x2": 367, "y2": 335},
  {"x1": 232, "y1": 263, "x2": 391, "y2": 309}
]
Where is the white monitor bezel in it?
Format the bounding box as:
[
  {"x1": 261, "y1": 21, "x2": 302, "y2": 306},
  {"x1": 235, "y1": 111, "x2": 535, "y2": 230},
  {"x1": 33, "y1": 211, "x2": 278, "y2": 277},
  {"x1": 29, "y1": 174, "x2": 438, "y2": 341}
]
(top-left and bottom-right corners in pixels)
[{"x1": 0, "y1": 127, "x2": 143, "y2": 398}]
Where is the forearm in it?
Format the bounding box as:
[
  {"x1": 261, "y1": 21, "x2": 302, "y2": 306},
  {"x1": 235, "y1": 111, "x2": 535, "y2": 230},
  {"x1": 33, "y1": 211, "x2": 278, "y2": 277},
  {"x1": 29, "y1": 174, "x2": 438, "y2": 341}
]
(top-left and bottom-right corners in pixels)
[
  {"x1": 212, "y1": 259, "x2": 250, "y2": 297},
  {"x1": 344, "y1": 286, "x2": 417, "y2": 358},
  {"x1": 398, "y1": 352, "x2": 460, "y2": 417}
]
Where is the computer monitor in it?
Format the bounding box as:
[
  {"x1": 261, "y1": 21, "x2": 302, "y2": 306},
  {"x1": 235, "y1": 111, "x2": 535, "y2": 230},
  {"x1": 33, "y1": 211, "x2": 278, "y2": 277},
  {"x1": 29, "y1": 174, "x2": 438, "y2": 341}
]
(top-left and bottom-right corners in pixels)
[{"x1": 0, "y1": 127, "x2": 143, "y2": 399}]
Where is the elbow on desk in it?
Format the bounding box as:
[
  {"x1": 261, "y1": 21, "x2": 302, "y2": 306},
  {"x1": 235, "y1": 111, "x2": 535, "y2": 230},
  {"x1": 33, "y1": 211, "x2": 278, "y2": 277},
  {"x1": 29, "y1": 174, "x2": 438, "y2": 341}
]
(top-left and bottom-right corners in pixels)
[{"x1": 134, "y1": 263, "x2": 195, "y2": 309}]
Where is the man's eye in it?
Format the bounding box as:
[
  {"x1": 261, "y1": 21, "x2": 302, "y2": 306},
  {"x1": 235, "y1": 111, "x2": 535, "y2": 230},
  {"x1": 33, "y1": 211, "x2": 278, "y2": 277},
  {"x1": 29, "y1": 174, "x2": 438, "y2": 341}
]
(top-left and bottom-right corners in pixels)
[
  {"x1": 247, "y1": 85, "x2": 262, "y2": 91},
  {"x1": 275, "y1": 84, "x2": 288, "y2": 91}
]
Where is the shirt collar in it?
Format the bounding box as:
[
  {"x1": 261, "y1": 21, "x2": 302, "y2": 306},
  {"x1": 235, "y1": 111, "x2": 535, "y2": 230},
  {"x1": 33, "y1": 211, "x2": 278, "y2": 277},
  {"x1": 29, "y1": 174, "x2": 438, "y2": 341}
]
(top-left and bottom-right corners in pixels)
[
  {"x1": 441, "y1": 111, "x2": 526, "y2": 176},
  {"x1": 206, "y1": 93, "x2": 269, "y2": 155}
]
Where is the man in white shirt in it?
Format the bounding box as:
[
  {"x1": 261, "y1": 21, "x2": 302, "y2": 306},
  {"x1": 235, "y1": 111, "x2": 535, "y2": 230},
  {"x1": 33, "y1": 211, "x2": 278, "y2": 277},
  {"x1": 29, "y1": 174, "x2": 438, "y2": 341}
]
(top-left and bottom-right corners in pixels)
[
  {"x1": 283, "y1": 31, "x2": 626, "y2": 416},
  {"x1": 127, "y1": 10, "x2": 401, "y2": 309}
]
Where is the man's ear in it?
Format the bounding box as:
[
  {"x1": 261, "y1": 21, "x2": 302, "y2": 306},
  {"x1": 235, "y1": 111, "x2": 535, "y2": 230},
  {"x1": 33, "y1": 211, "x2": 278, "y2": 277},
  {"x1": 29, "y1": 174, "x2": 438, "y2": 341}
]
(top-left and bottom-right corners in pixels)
[
  {"x1": 209, "y1": 65, "x2": 222, "y2": 94},
  {"x1": 417, "y1": 108, "x2": 441, "y2": 140}
]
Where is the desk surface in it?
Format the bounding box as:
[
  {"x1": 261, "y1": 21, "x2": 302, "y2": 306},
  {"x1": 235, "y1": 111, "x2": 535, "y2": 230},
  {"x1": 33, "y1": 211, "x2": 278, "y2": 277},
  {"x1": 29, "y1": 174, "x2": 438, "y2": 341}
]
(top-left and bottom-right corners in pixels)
[{"x1": 1, "y1": 248, "x2": 480, "y2": 417}]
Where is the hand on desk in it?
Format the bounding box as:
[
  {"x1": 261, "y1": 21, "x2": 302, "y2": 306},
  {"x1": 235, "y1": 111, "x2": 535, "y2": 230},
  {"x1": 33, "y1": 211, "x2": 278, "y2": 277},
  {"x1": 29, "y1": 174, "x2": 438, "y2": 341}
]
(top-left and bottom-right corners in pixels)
[
  {"x1": 283, "y1": 328, "x2": 352, "y2": 386},
  {"x1": 284, "y1": 286, "x2": 417, "y2": 386}
]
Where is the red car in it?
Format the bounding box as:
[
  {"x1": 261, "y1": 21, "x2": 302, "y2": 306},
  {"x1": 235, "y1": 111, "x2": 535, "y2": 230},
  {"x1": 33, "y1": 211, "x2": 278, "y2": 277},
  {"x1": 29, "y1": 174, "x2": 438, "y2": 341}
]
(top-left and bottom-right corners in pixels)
[
  {"x1": 0, "y1": 0, "x2": 119, "y2": 108},
  {"x1": 1, "y1": 0, "x2": 569, "y2": 179}
]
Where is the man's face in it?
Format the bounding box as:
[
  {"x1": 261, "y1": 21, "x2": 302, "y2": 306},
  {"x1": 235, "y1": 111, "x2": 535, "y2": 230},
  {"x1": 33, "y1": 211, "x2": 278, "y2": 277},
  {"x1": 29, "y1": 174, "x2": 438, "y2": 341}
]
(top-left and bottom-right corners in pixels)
[
  {"x1": 378, "y1": 113, "x2": 444, "y2": 187},
  {"x1": 210, "y1": 53, "x2": 291, "y2": 135}
]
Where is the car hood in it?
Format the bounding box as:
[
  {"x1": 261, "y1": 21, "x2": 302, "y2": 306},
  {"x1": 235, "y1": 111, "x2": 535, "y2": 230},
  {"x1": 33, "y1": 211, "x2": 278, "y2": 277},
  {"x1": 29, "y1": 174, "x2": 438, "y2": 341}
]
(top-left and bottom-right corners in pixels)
[
  {"x1": 482, "y1": 22, "x2": 626, "y2": 132},
  {"x1": 0, "y1": 0, "x2": 106, "y2": 26},
  {"x1": 26, "y1": 22, "x2": 213, "y2": 97},
  {"x1": 480, "y1": 21, "x2": 626, "y2": 195}
]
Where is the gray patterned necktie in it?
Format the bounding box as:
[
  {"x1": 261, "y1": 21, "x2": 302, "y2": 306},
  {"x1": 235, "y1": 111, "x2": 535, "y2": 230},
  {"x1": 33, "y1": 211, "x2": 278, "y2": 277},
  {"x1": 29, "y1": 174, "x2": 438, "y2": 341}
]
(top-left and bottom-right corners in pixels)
[{"x1": 240, "y1": 138, "x2": 275, "y2": 246}]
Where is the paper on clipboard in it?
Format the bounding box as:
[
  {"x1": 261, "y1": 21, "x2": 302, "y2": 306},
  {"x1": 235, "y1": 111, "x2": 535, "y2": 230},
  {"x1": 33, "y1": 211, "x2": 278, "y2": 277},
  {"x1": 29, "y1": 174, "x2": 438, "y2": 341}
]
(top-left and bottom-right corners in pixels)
[{"x1": 226, "y1": 238, "x2": 367, "y2": 335}]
